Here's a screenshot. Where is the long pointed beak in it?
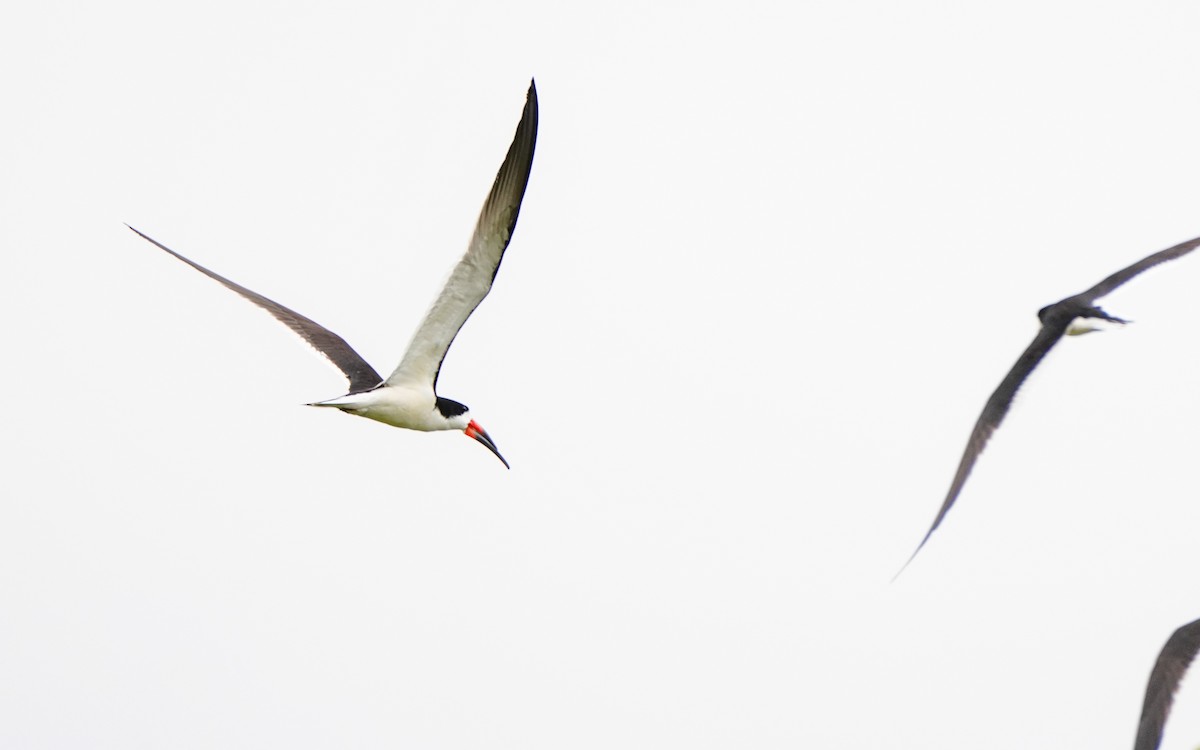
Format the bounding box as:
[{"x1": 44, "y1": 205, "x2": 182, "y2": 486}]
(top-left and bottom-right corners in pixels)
[{"x1": 465, "y1": 419, "x2": 510, "y2": 469}]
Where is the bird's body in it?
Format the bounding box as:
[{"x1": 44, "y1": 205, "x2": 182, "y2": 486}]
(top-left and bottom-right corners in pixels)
[
  {"x1": 899, "y1": 234, "x2": 1200, "y2": 573},
  {"x1": 128, "y1": 80, "x2": 538, "y2": 468},
  {"x1": 312, "y1": 387, "x2": 456, "y2": 431},
  {"x1": 311, "y1": 386, "x2": 475, "y2": 434}
]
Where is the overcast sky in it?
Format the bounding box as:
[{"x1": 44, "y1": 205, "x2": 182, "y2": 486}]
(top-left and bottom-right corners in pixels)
[{"x1": 5, "y1": 2, "x2": 1200, "y2": 748}]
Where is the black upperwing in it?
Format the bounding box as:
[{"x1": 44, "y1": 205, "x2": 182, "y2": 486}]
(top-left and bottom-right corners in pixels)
[
  {"x1": 1082, "y1": 234, "x2": 1200, "y2": 302},
  {"x1": 128, "y1": 225, "x2": 383, "y2": 393},
  {"x1": 896, "y1": 319, "x2": 1070, "y2": 577}
]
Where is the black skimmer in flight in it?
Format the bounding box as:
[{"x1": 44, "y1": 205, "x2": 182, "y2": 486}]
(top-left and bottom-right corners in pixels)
[
  {"x1": 899, "y1": 234, "x2": 1200, "y2": 573},
  {"x1": 128, "y1": 80, "x2": 538, "y2": 468},
  {"x1": 1134, "y1": 616, "x2": 1200, "y2": 750}
]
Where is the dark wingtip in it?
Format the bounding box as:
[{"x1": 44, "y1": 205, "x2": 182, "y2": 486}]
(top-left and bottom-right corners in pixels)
[
  {"x1": 890, "y1": 535, "x2": 931, "y2": 584},
  {"x1": 125, "y1": 224, "x2": 155, "y2": 244}
]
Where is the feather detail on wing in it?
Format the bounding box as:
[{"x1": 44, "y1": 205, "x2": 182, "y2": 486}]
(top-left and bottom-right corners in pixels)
[
  {"x1": 1083, "y1": 235, "x2": 1200, "y2": 301},
  {"x1": 127, "y1": 225, "x2": 383, "y2": 393},
  {"x1": 897, "y1": 322, "x2": 1068, "y2": 574},
  {"x1": 1135, "y1": 617, "x2": 1200, "y2": 750},
  {"x1": 386, "y1": 80, "x2": 539, "y2": 390}
]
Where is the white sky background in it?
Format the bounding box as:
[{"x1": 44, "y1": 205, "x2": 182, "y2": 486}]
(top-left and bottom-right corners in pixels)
[{"x1": 4, "y1": 1, "x2": 1200, "y2": 748}]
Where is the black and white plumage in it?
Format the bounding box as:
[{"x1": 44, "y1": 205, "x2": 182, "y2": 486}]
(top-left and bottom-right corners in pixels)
[
  {"x1": 128, "y1": 80, "x2": 539, "y2": 468},
  {"x1": 900, "y1": 234, "x2": 1200, "y2": 571},
  {"x1": 1134, "y1": 617, "x2": 1200, "y2": 750}
]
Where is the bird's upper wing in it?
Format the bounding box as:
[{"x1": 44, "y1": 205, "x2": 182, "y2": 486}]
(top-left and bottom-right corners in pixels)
[
  {"x1": 127, "y1": 225, "x2": 383, "y2": 393},
  {"x1": 1135, "y1": 617, "x2": 1200, "y2": 750},
  {"x1": 385, "y1": 80, "x2": 538, "y2": 390},
  {"x1": 898, "y1": 321, "x2": 1068, "y2": 573},
  {"x1": 1082, "y1": 235, "x2": 1200, "y2": 301}
]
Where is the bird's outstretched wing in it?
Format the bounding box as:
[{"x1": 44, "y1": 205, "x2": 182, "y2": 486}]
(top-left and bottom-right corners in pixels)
[
  {"x1": 1135, "y1": 617, "x2": 1200, "y2": 750},
  {"x1": 1082, "y1": 235, "x2": 1200, "y2": 301},
  {"x1": 127, "y1": 225, "x2": 383, "y2": 393},
  {"x1": 385, "y1": 80, "x2": 538, "y2": 390},
  {"x1": 897, "y1": 321, "x2": 1069, "y2": 575}
]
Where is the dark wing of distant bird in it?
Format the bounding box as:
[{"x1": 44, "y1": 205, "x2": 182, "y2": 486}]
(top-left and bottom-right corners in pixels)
[
  {"x1": 127, "y1": 224, "x2": 383, "y2": 393},
  {"x1": 385, "y1": 79, "x2": 538, "y2": 391},
  {"x1": 1082, "y1": 235, "x2": 1200, "y2": 302},
  {"x1": 897, "y1": 320, "x2": 1070, "y2": 575},
  {"x1": 1134, "y1": 617, "x2": 1200, "y2": 750}
]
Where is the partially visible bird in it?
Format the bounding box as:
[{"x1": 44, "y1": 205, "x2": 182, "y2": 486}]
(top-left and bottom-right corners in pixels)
[
  {"x1": 1134, "y1": 616, "x2": 1200, "y2": 750},
  {"x1": 899, "y1": 234, "x2": 1200, "y2": 573},
  {"x1": 127, "y1": 80, "x2": 539, "y2": 468}
]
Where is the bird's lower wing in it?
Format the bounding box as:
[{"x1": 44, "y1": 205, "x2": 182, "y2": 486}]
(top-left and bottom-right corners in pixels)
[
  {"x1": 385, "y1": 80, "x2": 538, "y2": 390},
  {"x1": 127, "y1": 225, "x2": 383, "y2": 393},
  {"x1": 897, "y1": 323, "x2": 1066, "y2": 575}
]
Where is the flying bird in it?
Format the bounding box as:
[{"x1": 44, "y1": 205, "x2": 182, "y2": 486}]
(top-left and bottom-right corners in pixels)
[
  {"x1": 127, "y1": 80, "x2": 539, "y2": 468},
  {"x1": 1134, "y1": 616, "x2": 1200, "y2": 750},
  {"x1": 899, "y1": 234, "x2": 1200, "y2": 573}
]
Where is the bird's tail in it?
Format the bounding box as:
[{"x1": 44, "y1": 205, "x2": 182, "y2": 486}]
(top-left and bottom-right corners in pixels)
[{"x1": 306, "y1": 392, "x2": 369, "y2": 408}]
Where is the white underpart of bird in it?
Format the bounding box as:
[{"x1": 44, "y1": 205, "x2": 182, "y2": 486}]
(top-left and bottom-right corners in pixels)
[
  {"x1": 128, "y1": 80, "x2": 539, "y2": 469},
  {"x1": 1065, "y1": 318, "x2": 1110, "y2": 336}
]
